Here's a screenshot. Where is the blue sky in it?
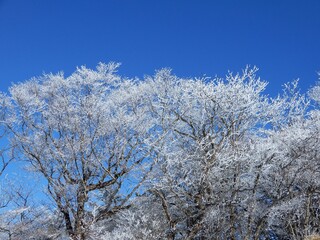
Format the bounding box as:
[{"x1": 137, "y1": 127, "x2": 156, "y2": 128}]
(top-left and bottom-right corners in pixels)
[{"x1": 0, "y1": 0, "x2": 320, "y2": 95}]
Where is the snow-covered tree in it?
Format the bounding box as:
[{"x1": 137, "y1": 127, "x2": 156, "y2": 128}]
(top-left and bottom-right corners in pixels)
[
  {"x1": 0, "y1": 92, "x2": 12, "y2": 177},
  {"x1": 4, "y1": 63, "x2": 157, "y2": 239},
  {"x1": 133, "y1": 67, "x2": 310, "y2": 239},
  {"x1": 0, "y1": 63, "x2": 319, "y2": 239}
]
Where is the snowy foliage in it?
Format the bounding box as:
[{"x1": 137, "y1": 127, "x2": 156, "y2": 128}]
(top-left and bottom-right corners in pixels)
[{"x1": 0, "y1": 63, "x2": 319, "y2": 239}]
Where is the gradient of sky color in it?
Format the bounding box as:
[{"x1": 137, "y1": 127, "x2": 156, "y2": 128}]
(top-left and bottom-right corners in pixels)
[{"x1": 0, "y1": 0, "x2": 320, "y2": 95}]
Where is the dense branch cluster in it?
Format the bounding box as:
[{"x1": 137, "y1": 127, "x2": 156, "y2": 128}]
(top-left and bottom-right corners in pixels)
[{"x1": 0, "y1": 63, "x2": 319, "y2": 239}]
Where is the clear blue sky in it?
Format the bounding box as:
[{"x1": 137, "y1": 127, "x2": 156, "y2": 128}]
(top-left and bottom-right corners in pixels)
[{"x1": 0, "y1": 0, "x2": 320, "y2": 94}]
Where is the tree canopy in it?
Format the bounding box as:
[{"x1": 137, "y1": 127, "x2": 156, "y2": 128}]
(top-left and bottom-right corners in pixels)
[{"x1": 0, "y1": 63, "x2": 319, "y2": 240}]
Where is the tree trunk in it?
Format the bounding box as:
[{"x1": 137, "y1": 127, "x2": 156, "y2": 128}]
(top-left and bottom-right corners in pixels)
[{"x1": 73, "y1": 185, "x2": 88, "y2": 240}]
